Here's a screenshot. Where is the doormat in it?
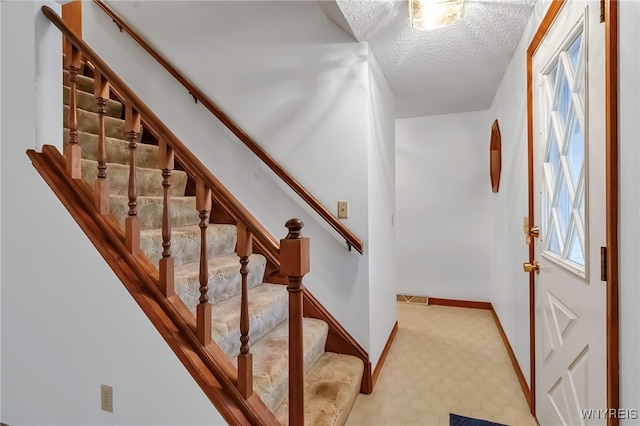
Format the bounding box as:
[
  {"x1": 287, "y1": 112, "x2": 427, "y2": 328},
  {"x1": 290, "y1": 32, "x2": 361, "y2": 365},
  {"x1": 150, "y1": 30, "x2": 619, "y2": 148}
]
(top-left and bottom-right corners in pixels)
[{"x1": 450, "y1": 413, "x2": 508, "y2": 426}]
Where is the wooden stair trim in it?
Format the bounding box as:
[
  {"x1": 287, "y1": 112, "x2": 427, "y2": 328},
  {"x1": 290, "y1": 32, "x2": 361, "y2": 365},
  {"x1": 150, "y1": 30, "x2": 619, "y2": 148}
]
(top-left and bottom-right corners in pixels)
[
  {"x1": 92, "y1": 0, "x2": 363, "y2": 254},
  {"x1": 48, "y1": 2, "x2": 372, "y2": 407},
  {"x1": 28, "y1": 146, "x2": 279, "y2": 426}
]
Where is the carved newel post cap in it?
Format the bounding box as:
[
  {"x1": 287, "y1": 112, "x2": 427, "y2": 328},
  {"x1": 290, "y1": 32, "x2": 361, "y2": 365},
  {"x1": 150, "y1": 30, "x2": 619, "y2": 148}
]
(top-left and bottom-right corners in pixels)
[{"x1": 285, "y1": 218, "x2": 304, "y2": 239}]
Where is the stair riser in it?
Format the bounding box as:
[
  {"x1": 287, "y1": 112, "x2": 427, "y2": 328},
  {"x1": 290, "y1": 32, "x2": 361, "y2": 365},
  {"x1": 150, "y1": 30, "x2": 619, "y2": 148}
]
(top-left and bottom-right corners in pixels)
[
  {"x1": 176, "y1": 254, "x2": 266, "y2": 311},
  {"x1": 110, "y1": 195, "x2": 200, "y2": 230},
  {"x1": 63, "y1": 86, "x2": 123, "y2": 118},
  {"x1": 64, "y1": 129, "x2": 159, "y2": 169},
  {"x1": 141, "y1": 224, "x2": 238, "y2": 266},
  {"x1": 274, "y1": 353, "x2": 365, "y2": 426},
  {"x1": 250, "y1": 318, "x2": 329, "y2": 412},
  {"x1": 81, "y1": 159, "x2": 188, "y2": 198},
  {"x1": 64, "y1": 105, "x2": 142, "y2": 140}
]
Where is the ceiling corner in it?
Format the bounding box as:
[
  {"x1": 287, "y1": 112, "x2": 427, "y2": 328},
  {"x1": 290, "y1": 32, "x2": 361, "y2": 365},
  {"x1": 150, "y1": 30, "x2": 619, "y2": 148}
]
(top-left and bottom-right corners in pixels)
[{"x1": 317, "y1": 1, "x2": 359, "y2": 41}]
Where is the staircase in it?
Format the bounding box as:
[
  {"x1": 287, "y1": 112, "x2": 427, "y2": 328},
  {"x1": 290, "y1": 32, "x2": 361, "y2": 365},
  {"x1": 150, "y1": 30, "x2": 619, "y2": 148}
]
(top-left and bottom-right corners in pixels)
[{"x1": 49, "y1": 23, "x2": 365, "y2": 426}]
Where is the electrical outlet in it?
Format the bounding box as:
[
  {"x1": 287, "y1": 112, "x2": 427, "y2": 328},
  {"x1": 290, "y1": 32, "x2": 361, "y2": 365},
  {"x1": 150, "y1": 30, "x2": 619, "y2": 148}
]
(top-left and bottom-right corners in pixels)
[
  {"x1": 337, "y1": 201, "x2": 348, "y2": 219},
  {"x1": 101, "y1": 384, "x2": 113, "y2": 413}
]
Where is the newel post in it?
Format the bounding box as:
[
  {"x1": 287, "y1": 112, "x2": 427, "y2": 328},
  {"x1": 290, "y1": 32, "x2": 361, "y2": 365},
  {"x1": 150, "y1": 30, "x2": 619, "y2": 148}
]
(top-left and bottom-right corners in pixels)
[{"x1": 280, "y1": 218, "x2": 309, "y2": 426}]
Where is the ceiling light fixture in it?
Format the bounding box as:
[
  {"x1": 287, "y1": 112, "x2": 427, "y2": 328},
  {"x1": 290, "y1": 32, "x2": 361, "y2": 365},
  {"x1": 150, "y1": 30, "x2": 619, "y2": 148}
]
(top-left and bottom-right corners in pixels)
[{"x1": 409, "y1": 0, "x2": 466, "y2": 31}]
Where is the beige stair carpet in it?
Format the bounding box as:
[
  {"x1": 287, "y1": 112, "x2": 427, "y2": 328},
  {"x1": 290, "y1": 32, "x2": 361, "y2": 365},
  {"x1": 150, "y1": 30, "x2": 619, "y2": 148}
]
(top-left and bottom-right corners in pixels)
[{"x1": 62, "y1": 69, "x2": 363, "y2": 426}]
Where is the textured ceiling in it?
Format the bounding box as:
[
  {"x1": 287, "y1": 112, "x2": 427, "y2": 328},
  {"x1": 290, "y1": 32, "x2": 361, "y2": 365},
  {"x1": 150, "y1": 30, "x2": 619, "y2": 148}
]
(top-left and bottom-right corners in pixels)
[{"x1": 333, "y1": 0, "x2": 536, "y2": 118}]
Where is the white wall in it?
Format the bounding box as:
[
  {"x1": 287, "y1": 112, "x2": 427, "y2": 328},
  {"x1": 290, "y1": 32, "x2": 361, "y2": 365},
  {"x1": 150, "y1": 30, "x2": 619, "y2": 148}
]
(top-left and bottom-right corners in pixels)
[
  {"x1": 1, "y1": 2, "x2": 225, "y2": 424},
  {"x1": 488, "y1": 0, "x2": 553, "y2": 387},
  {"x1": 83, "y1": 0, "x2": 397, "y2": 367},
  {"x1": 618, "y1": 0, "x2": 640, "y2": 421},
  {"x1": 396, "y1": 110, "x2": 493, "y2": 302},
  {"x1": 366, "y1": 50, "x2": 397, "y2": 366}
]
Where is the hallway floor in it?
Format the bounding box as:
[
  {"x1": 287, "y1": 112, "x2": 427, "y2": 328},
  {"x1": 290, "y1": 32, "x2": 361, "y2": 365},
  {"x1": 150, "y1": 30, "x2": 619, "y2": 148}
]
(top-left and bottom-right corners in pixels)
[{"x1": 345, "y1": 302, "x2": 537, "y2": 426}]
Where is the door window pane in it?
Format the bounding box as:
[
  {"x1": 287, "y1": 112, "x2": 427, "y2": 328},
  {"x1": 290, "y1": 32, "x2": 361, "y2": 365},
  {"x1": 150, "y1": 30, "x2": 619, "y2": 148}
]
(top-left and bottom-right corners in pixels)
[
  {"x1": 566, "y1": 116, "x2": 585, "y2": 188},
  {"x1": 556, "y1": 176, "x2": 571, "y2": 236},
  {"x1": 568, "y1": 35, "x2": 582, "y2": 72},
  {"x1": 541, "y1": 26, "x2": 586, "y2": 274},
  {"x1": 555, "y1": 66, "x2": 572, "y2": 129},
  {"x1": 567, "y1": 229, "x2": 585, "y2": 266}
]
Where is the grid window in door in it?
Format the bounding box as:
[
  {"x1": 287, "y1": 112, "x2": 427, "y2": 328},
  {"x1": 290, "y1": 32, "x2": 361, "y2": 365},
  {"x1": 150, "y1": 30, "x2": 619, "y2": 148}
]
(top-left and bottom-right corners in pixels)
[{"x1": 541, "y1": 21, "x2": 587, "y2": 276}]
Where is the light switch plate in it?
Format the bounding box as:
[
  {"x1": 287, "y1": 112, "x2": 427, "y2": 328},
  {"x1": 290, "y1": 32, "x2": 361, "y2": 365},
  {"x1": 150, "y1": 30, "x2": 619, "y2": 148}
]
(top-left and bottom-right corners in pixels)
[{"x1": 337, "y1": 201, "x2": 348, "y2": 219}]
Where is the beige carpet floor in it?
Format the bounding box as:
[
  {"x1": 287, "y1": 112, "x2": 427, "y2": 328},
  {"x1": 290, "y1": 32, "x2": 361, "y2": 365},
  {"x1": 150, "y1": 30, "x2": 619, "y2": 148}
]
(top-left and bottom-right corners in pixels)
[{"x1": 345, "y1": 302, "x2": 537, "y2": 426}]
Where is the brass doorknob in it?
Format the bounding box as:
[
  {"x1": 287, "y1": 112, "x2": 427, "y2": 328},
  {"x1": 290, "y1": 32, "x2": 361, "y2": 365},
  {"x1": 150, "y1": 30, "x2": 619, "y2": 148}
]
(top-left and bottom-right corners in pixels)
[{"x1": 523, "y1": 261, "x2": 540, "y2": 274}]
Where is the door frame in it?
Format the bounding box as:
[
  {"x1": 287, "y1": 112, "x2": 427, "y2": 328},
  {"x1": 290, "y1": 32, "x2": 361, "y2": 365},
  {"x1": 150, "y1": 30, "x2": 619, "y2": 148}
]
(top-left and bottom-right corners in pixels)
[{"x1": 525, "y1": 0, "x2": 619, "y2": 424}]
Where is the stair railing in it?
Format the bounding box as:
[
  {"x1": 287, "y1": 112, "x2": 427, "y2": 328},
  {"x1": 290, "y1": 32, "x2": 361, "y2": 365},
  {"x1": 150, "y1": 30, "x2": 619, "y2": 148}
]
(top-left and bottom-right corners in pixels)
[
  {"x1": 45, "y1": 6, "x2": 309, "y2": 424},
  {"x1": 92, "y1": 0, "x2": 364, "y2": 255}
]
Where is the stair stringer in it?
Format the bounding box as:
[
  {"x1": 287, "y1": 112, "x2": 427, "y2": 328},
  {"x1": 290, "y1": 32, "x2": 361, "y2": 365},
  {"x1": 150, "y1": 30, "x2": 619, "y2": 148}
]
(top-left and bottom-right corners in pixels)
[{"x1": 28, "y1": 145, "x2": 279, "y2": 426}]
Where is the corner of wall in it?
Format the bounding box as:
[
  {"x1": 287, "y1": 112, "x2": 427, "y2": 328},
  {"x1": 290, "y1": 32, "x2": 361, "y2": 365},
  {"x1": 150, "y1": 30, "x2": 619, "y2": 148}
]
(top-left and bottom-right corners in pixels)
[{"x1": 366, "y1": 48, "x2": 397, "y2": 368}]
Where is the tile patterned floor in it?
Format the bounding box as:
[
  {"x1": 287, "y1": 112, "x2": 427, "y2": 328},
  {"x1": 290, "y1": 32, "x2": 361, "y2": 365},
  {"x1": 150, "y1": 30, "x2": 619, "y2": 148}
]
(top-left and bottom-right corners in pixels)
[{"x1": 345, "y1": 302, "x2": 537, "y2": 426}]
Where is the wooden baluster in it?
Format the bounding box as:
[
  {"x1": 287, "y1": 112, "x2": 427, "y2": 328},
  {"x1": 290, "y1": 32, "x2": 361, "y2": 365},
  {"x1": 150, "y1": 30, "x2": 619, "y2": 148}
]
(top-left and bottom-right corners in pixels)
[
  {"x1": 196, "y1": 180, "x2": 212, "y2": 345},
  {"x1": 125, "y1": 104, "x2": 141, "y2": 254},
  {"x1": 159, "y1": 138, "x2": 175, "y2": 297},
  {"x1": 237, "y1": 222, "x2": 253, "y2": 398},
  {"x1": 65, "y1": 45, "x2": 83, "y2": 179},
  {"x1": 280, "y1": 218, "x2": 310, "y2": 426},
  {"x1": 93, "y1": 72, "x2": 110, "y2": 214}
]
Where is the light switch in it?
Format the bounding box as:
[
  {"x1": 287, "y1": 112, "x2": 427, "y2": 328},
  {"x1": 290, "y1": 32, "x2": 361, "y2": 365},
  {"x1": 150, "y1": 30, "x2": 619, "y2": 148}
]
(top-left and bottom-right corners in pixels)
[{"x1": 337, "y1": 201, "x2": 348, "y2": 219}]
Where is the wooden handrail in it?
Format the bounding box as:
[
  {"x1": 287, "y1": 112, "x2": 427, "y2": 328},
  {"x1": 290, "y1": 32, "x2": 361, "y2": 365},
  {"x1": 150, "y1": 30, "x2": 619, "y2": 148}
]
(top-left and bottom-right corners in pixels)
[
  {"x1": 91, "y1": 0, "x2": 363, "y2": 254},
  {"x1": 43, "y1": 5, "x2": 280, "y2": 259}
]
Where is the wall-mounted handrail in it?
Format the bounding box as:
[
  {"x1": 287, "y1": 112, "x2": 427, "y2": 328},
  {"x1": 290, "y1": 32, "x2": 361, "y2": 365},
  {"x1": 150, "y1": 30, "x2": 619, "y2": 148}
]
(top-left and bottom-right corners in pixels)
[
  {"x1": 43, "y1": 5, "x2": 281, "y2": 260},
  {"x1": 91, "y1": 0, "x2": 364, "y2": 254}
]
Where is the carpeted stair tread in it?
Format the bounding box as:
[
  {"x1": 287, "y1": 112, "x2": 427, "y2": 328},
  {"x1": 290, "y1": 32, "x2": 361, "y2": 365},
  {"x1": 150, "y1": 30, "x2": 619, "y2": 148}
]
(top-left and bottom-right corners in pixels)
[
  {"x1": 141, "y1": 224, "x2": 237, "y2": 266},
  {"x1": 63, "y1": 70, "x2": 95, "y2": 93},
  {"x1": 64, "y1": 129, "x2": 159, "y2": 169},
  {"x1": 109, "y1": 194, "x2": 199, "y2": 230},
  {"x1": 60, "y1": 67, "x2": 363, "y2": 425},
  {"x1": 64, "y1": 105, "x2": 143, "y2": 139},
  {"x1": 237, "y1": 318, "x2": 329, "y2": 412},
  {"x1": 63, "y1": 86, "x2": 123, "y2": 118},
  {"x1": 210, "y1": 283, "x2": 289, "y2": 360},
  {"x1": 274, "y1": 352, "x2": 364, "y2": 426},
  {"x1": 81, "y1": 159, "x2": 187, "y2": 198},
  {"x1": 175, "y1": 253, "x2": 267, "y2": 310}
]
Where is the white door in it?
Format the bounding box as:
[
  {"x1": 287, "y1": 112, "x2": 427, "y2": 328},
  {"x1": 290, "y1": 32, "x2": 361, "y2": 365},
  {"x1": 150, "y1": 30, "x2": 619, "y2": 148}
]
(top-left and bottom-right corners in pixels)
[{"x1": 532, "y1": 1, "x2": 607, "y2": 425}]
